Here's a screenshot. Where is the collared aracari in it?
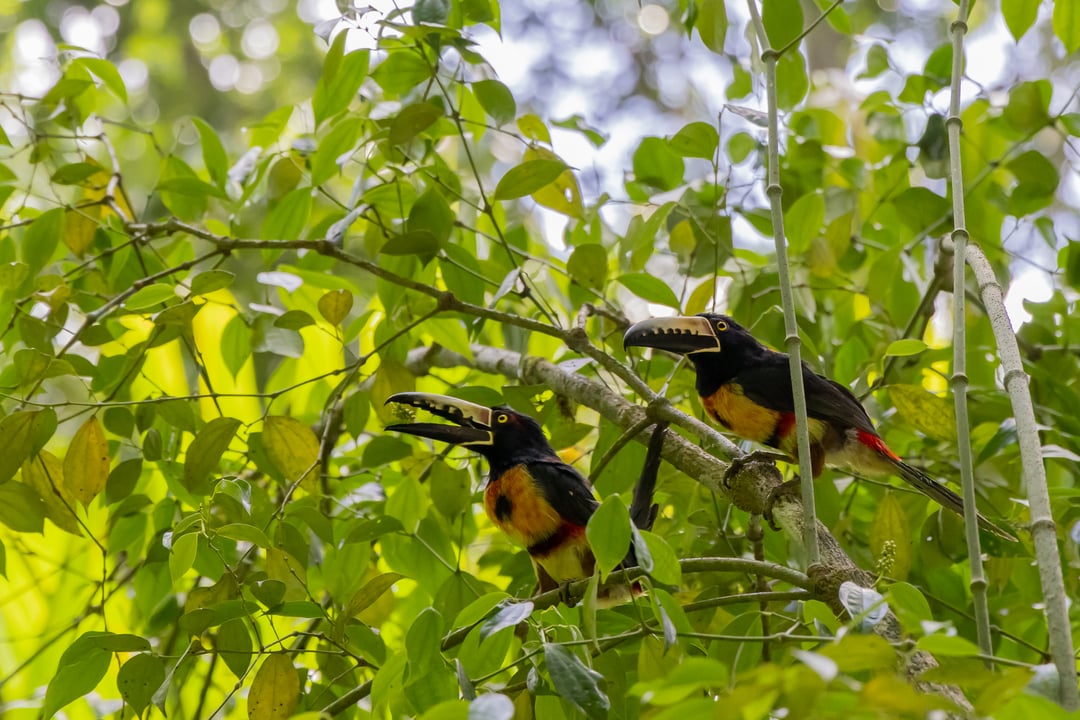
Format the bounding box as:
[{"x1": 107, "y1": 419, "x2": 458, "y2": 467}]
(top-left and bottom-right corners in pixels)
[
  {"x1": 385, "y1": 392, "x2": 667, "y2": 593},
  {"x1": 623, "y1": 313, "x2": 1015, "y2": 541}
]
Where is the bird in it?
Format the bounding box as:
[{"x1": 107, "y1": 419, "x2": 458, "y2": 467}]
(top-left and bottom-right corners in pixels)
[
  {"x1": 623, "y1": 313, "x2": 1015, "y2": 541},
  {"x1": 384, "y1": 391, "x2": 668, "y2": 596}
]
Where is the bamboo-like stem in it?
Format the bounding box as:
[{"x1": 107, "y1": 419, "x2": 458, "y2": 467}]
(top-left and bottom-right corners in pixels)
[
  {"x1": 744, "y1": 0, "x2": 820, "y2": 566},
  {"x1": 944, "y1": 0, "x2": 992, "y2": 663},
  {"x1": 966, "y1": 245, "x2": 1079, "y2": 709}
]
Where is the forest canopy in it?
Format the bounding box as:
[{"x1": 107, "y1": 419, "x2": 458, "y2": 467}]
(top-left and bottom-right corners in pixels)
[{"x1": 0, "y1": 0, "x2": 1079, "y2": 718}]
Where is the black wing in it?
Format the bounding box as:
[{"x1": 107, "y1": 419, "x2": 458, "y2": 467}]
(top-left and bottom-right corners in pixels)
[
  {"x1": 735, "y1": 353, "x2": 878, "y2": 435},
  {"x1": 526, "y1": 458, "x2": 599, "y2": 528}
]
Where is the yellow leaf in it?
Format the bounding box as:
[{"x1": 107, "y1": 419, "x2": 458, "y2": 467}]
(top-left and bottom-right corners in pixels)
[
  {"x1": 525, "y1": 147, "x2": 583, "y2": 219},
  {"x1": 22, "y1": 451, "x2": 82, "y2": 536},
  {"x1": 888, "y1": 384, "x2": 957, "y2": 442},
  {"x1": 63, "y1": 417, "x2": 109, "y2": 506},
  {"x1": 263, "y1": 416, "x2": 320, "y2": 492},
  {"x1": 317, "y1": 289, "x2": 353, "y2": 326},
  {"x1": 63, "y1": 207, "x2": 98, "y2": 257},
  {"x1": 247, "y1": 653, "x2": 300, "y2": 720},
  {"x1": 869, "y1": 492, "x2": 911, "y2": 581}
]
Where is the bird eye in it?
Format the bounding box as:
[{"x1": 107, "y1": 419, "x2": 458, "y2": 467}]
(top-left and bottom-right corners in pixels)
[
  {"x1": 715, "y1": 320, "x2": 728, "y2": 331},
  {"x1": 496, "y1": 414, "x2": 508, "y2": 424}
]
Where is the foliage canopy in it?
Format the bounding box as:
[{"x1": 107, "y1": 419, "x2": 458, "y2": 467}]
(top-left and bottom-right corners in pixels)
[{"x1": 0, "y1": 0, "x2": 1079, "y2": 718}]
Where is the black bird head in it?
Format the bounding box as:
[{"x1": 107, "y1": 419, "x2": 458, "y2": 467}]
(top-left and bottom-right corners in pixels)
[
  {"x1": 385, "y1": 392, "x2": 555, "y2": 474},
  {"x1": 623, "y1": 313, "x2": 770, "y2": 394}
]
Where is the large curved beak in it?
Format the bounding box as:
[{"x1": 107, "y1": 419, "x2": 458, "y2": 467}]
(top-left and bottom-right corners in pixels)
[
  {"x1": 623, "y1": 316, "x2": 721, "y2": 355},
  {"x1": 385, "y1": 392, "x2": 494, "y2": 446}
]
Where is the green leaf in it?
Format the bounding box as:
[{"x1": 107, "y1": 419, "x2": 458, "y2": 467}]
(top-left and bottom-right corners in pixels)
[
  {"x1": 860, "y1": 45, "x2": 890, "y2": 78},
  {"x1": 23, "y1": 451, "x2": 82, "y2": 536},
  {"x1": 775, "y1": 52, "x2": 809, "y2": 109},
  {"x1": 169, "y1": 531, "x2": 198, "y2": 581},
  {"x1": 869, "y1": 493, "x2": 911, "y2": 580},
  {"x1": 888, "y1": 581, "x2": 934, "y2": 635},
  {"x1": 916, "y1": 634, "x2": 981, "y2": 657},
  {"x1": 888, "y1": 383, "x2": 956, "y2": 442},
  {"x1": 371, "y1": 52, "x2": 430, "y2": 97},
  {"x1": 262, "y1": 187, "x2": 312, "y2": 240},
  {"x1": 408, "y1": 189, "x2": 455, "y2": 245},
  {"x1": 311, "y1": 116, "x2": 362, "y2": 186},
  {"x1": 472, "y1": 79, "x2": 516, "y2": 126},
  {"x1": 182, "y1": 417, "x2": 240, "y2": 495},
  {"x1": 631, "y1": 657, "x2": 729, "y2": 705},
  {"x1": 222, "y1": 314, "x2": 252, "y2": 379},
  {"x1": 390, "y1": 102, "x2": 443, "y2": 147},
  {"x1": 263, "y1": 416, "x2": 320, "y2": 489},
  {"x1": 313, "y1": 32, "x2": 370, "y2": 125},
  {"x1": 566, "y1": 243, "x2": 608, "y2": 290},
  {"x1": 190, "y1": 270, "x2": 235, "y2": 296},
  {"x1": 1002, "y1": 0, "x2": 1039, "y2": 42},
  {"x1": 695, "y1": 0, "x2": 728, "y2": 53},
  {"x1": 50, "y1": 161, "x2": 104, "y2": 185},
  {"x1": 346, "y1": 572, "x2": 404, "y2": 617},
  {"x1": 318, "y1": 289, "x2": 354, "y2": 326},
  {"x1": 516, "y1": 113, "x2": 551, "y2": 144},
  {"x1": 116, "y1": 653, "x2": 164, "y2": 716},
  {"x1": 585, "y1": 496, "x2": 631, "y2": 580},
  {"x1": 43, "y1": 632, "x2": 113, "y2": 718},
  {"x1": 639, "y1": 530, "x2": 681, "y2": 585},
  {"x1": 381, "y1": 230, "x2": 440, "y2": 256},
  {"x1": 543, "y1": 644, "x2": 610, "y2": 720},
  {"x1": 274, "y1": 310, "x2": 315, "y2": 330},
  {"x1": 0, "y1": 481, "x2": 46, "y2": 532},
  {"x1": 78, "y1": 57, "x2": 128, "y2": 103},
  {"x1": 216, "y1": 522, "x2": 272, "y2": 548},
  {"x1": 0, "y1": 409, "x2": 56, "y2": 484},
  {"x1": 217, "y1": 617, "x2": 252, "y2": 678},
  {"x1": 479, "y1": 600, "x2": 534, "y2": 641},
  {"x1": 493, "y1": 159, "x2": 567, "y2": 200},
  {"x1": 763, "y1": 0, "x2": 804, "y2": 49},
  {"x1": 1003, "y1": 81, "x2": 1051, "y2": 133},
  {"x1": 670, "y1": 122, "x2": 719, "y2": 159},
  {"x1": 62, "y1": 416, "x2": 109, "y2": 506},
  {"x1": 884, "y1": 339, "x2": 928, "y2": 357},
  {"x1": 156, "y1": 176, "x2": 228, "y2": 199},
  {"x1": 785, "y1": 191, "x2": 824, "y2": 254},
  {"x1": 125, "y1": 283, "x2": 177, "y2": 310},
  {"x1": 1054, "y1": 0, "x2": 1080, "y2": 53},
  {"x1": 23, "y1": 207, "x2": 64, "y2": 272},
  {"x1": 616, "y1": 273, "x2": 681, "y2": 309},
  {"x1": 192, "y1": 117, "x2": 228, "y2": 187},
  {"x1": 405, "y1": 607, "x2": 445, "y2": 676},
  {"x1": 632, "y1": 137, "x2": 683, "y2": 191}
]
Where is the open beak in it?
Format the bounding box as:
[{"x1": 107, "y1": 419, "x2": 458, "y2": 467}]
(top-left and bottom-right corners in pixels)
[
  {"x1": 385, "y1": 392, "x2": 494, "y2": 446},
  {"x1": 623, "y1": 316, "x2": 720, "y2": 355}
]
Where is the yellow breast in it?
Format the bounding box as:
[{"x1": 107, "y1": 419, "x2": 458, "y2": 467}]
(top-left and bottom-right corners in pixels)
[{"x1": 701, "y1": 384, "x2": 781, "y2": 444}]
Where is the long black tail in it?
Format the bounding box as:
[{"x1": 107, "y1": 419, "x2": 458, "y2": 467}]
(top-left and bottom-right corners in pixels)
[
  {"x1": 892, "y1": 458, "x2": 1017, "y2": 542},
  {"x1": 630, "y1": 421, "x2": 668, "y2": 531}
]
